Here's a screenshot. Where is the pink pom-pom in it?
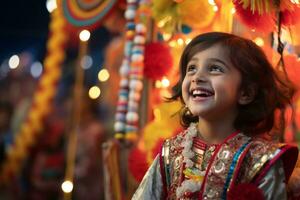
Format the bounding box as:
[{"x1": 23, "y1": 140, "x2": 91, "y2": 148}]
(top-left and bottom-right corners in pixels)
[
  {"x1": 233, "y1": 0, "x2": 276, "y2": 33},
  {"x1": 227, "y1": 183, "x2": 264, "y2": 200},
  {"x1": 144, "y1": 42, "x2": 173, "y2": 80}
]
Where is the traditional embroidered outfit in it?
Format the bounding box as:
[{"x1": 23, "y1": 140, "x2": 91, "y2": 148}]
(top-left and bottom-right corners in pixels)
[{"x1": 132, "y1": 123, "x2": 299, "y2": 200}]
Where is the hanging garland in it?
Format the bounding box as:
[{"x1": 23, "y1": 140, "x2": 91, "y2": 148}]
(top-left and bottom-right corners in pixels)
[
  {"x1": 114, "y1": 0, "x2": 149, "y2": 141},
  {"x1": 114, "y1": 0, "x2": 138, "y2": 140},
  {"x1": 62, "y1": 0, "x2": 119, "y2": 29},
  {"x1": 0, "y1": 2, "x2": 67, "y2": 183}
]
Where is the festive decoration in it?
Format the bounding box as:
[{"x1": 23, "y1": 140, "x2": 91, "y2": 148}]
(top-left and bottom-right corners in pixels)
[
  {"x1": 284, "y1": 54, "x2": 300, "y2": 89},
  {"x1": 114, "y1": 0, "x2": 139, "y2": 140},
  {"x1": 144, "y1": 42, "x2": 173, "y2": 80},
  {"x1": 236, "y1": 0, "x2": 274, "y2": 14},
  {"x1": 62, "y1": 0, "x2": 119, "y2": 29},
  {"x1": 281, "y1": 5, "x2": 300, "y2": 26},
  {"x1": 177, "y1": 0, "x2": 215, "y2": 29},
  {"x1": 233, "y1": 0, "x2": 300, "y2": 33},
  {"x1": 128, "y1": 101, "x2": 182, "y2": 182},
  {"x1": 227, "y1": 183, "x2": 265, "y2": 200},
  {"x1": 114, "y1": 0, "x2": 151, "y2": 141},
  {"x1": 103, "y1": 140, "x2": 123, "y2": 200},
  {"x1": 233, "y1": 0, "x2": 276, "y2": 33},
  {"x1": 151, "y1": 0, "x2": 215, "y2": 34},
  {"x1": 128, "y1": 147, "x2": 148, "y2": 182},
  {"x1": 0, "y1": 1, "x2": 67, "y2": 183}
]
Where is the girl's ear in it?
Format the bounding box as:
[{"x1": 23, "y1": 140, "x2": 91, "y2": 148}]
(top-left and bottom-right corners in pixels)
[{"x1": 238, "y1": 86, "x2": 256, "y2": 105}]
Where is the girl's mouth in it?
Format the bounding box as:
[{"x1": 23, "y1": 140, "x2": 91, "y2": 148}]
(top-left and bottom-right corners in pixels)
[{"x1": 190, "y1": 88, "x2": 214, "y2": 100}]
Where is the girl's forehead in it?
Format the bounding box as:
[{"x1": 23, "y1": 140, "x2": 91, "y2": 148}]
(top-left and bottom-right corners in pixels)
[{"x1": 187, "y1": 44, "x2": 230, "y2": 62}]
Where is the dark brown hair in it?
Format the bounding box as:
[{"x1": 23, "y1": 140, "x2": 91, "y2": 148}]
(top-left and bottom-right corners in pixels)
[{"x1": 169, "y1": 32, "x2": 295, "y2": 136}]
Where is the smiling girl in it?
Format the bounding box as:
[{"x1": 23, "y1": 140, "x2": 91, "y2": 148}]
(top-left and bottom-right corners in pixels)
[{"x1": 132, "y1": 32, "x2": 299, "y2": 200}]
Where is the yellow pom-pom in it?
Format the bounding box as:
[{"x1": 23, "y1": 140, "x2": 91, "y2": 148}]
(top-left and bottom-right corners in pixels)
[{"x1": 178, "y1": 0, "x2": 215, "y2": 29}]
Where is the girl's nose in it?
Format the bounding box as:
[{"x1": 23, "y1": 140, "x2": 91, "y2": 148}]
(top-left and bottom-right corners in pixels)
[{"x1": 192, "y1": 74, "x2": 207, "y2": 83}]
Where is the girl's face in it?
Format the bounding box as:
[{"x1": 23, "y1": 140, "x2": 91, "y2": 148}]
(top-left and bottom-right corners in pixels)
[{"x1": 182, "y1": 44, "x2": 242, "y2": 121}]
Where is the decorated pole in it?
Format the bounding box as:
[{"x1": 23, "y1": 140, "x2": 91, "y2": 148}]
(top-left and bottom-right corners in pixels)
[{"x1": 0, "y1": 0, "x2": 67, "y2": 184}]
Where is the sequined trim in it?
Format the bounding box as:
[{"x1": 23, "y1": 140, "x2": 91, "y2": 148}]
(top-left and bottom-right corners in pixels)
[{"x1": 221, "y1": 139, "x2": 251, "y2": 199}]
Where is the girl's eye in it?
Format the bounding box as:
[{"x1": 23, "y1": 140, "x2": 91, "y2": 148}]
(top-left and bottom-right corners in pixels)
[
  {"x1": 209, "y1": 65, "x2": 224, "y2": 73},
  {"x1": 186, "y1": 65, "x2": 196, "y2": 73}
]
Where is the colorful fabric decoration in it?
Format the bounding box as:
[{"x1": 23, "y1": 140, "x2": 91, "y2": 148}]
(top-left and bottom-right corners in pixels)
[
  {"x1": 62, "y1": 0, "x2": 118, "y2": 28},
  {"x1": 0, "y1": 1, "x2": 67, "y2": 183},
  {"x1": 236, "y1": 0, "x2": 274, "y2": 15},
  {"x1": 151, "y1": 0, "x2": 215, "y2": 34},
  {"x1": 233, "y1": 0, "x2": 300, "y2": 32},
  {"x1": 144, "y1": 42, "x2": 173, "y2": 80},
  {"x1": 233, "y1": 0, "x2": 276, "y2": 33},
  {"x1": 281, "y1": 4, "x2": 300, "y2": 26}
]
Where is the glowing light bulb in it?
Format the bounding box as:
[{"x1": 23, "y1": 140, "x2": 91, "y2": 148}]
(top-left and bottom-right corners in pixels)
[
  {"x1": 98, "y1": 69, "x2": 110, "y2": 82},
  {"x1": 155, "y1": 80, "x2": 162, "y2": 88},
  {"x1": 208, "y1": 0, "x2": 216, "y2": 6},
  {"x1": 161, "y1": 77, "x2": 170, "y2": 88},
  {"x1": 61, "y1": 180, "x2": 73, "y2": 193},
  {"x1": 177, "y1": 38, "x2": 184, "y2": 46},
  {"x1": 30, "y1": 61, "x2": 43, "y2": 78},
  {"x1": 231, "y1": 8, "x2": 236, "y2": 14},
  {"x1": 169, "y1": 41, "x2": 177, "y2": 47},
  {"x1": 254, "y1": 37, "x2": 264, "y2": 46},
  {"x1": 213, "y1": 5, "x2": 218, "y2": 12},
  {"x1": 89, "y1": 86, "x2": 101, "y2": 99},
  {"x1": 81, "y1": 55, "x2": 93, "y2": 69},
  {"x1": 79, "y1": 30, "x2": 91, "y2": 42},
  {"x1": 46, "y1": 0, "x2": 57, "y2": 13},
  {"x1": 8, "y1": 55, "x2": 20, "y2": 69}
]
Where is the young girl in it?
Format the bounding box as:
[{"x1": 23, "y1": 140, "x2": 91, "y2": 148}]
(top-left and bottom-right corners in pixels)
[{"x1": 132, "y1": 32, "x2": 299, "y2": 200}]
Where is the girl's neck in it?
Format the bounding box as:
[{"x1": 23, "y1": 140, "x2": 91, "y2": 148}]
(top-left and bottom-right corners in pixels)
[{"x1": 197, "y1": 118, "x2": 237, "y2": 144}]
